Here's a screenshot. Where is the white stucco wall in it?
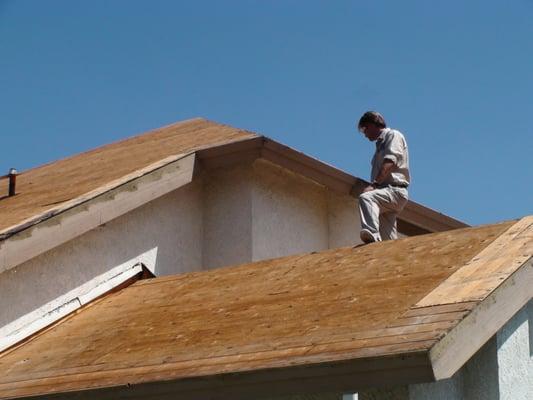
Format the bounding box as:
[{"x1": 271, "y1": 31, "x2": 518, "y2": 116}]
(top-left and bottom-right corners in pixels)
[
  {"x1": 202, "y1": 164, "x2": 253, "y2": 270},
  {"x1": 496, "y1": 299, "x2": 533, "y2": 400},
  {"x1": 203, "y1": 159, "x2": 363, "y2": 268},
  {"x1": 252, "y1": 160, "x2": 329, "y2": 261},
  {"x1": 327, "y1": 191, "x2": 361, "y2": 248}
]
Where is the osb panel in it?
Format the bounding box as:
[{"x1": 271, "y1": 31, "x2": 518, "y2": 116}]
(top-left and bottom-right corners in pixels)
[
  {"x1": 0, "y1": 118, "x2": 257, "y2": 234},
  {"x1": 417, "y1": 216, "x2": 533, "y2": 306},
  {"x1": 0, "y1": 221, "x2": 513, "y2": 398}
]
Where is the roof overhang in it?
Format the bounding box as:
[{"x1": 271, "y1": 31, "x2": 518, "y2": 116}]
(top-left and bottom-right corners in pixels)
[
  {"x1": 1, "y1": 352, "x2": 432, "y2": 400},
  {"x1": 425, "y1": 216, "x2": 533, "y2": 379}
]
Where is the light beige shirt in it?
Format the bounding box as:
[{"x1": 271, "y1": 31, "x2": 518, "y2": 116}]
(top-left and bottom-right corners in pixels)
[{"x1": 371, "y1": 128, "x2": 410, "y2": 186}]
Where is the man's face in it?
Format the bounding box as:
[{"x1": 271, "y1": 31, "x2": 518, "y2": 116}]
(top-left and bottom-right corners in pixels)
[{"x1": 359, "y1": 123, "x2": 382, "y2": 142}]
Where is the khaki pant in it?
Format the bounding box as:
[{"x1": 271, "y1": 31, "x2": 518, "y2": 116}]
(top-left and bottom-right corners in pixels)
[{"x1": 358, "y1": 186, "x2": 408, "y2": 242}]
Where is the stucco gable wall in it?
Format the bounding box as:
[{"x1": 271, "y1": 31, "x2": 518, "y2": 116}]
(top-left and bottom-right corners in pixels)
[
  {"x1": 202, "y1": 164, "x2": 253, "y2": 270},
  {"x1": 496, "y1": 298, "x2": 532, "y2": 399},
  {"x1": 203, "y1": 159, "x2": 363, "y2": 268},
  {"x1": 252, "y1": 159, "x2": 330, "y2": 261}
]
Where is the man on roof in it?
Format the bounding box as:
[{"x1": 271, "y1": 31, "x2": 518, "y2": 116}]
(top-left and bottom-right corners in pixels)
[{"x1": 357, "y1": 111, "x2": 410, "y2": 244}]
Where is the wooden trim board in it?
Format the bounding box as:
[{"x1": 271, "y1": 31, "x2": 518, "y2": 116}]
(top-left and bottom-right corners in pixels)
[{"x1": 429, "y1": 256, "x2": 533, "y2": 379}]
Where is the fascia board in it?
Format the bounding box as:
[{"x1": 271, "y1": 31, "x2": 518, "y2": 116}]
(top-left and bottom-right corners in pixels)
[
  {"x1": 0, "y1": 351, "x2": 433, "y2": 400},
  {"x1": 0, "y1": 153, "x2": 196, "y2": 275},
  {"x1": 400, "y1": 201, "x2": 469, "y2": 233}
]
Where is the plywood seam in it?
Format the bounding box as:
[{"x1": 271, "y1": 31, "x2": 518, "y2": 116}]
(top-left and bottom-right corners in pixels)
[
  {"x1": 415, "y1": 216, "x2": 533, "y2": 307},
  {"x1": 408, "y1": 301, "x2": 477, "y2": 312}
]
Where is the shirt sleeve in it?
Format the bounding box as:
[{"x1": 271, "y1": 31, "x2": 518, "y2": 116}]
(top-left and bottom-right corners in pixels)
[{"x1": 381, "y1": 131, "x2": 404, "y2": 165}]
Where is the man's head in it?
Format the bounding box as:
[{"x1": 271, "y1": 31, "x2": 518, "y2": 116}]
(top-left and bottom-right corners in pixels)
[{"x1": 358, "y1": 111, "x2": 386, "y2": 141}]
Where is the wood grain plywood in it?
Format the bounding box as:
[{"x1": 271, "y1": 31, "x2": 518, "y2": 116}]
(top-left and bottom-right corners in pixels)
[
  {"x1": 0, "y1": 221, "x2": 512, "y2": 398},
  {"x1": 417, "y1": 216, "x2": 533, "y2": 306},
  {"x1": 0, "y1": 118, "x2": 257, "y2": 235}
]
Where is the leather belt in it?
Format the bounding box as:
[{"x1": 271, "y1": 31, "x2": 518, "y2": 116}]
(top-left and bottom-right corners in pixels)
[{"x1": 378, "y1": 182, "x2": 409, "y2": 189}]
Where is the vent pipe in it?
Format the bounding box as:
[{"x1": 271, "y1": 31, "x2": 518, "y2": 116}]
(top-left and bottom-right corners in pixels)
[{"x1": 8, "y1": 168, "x2": 17, "y2": 197}]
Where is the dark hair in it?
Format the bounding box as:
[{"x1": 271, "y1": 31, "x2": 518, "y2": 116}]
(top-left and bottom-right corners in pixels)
[{"x1": 358, "y1": 111, "x2": 387, "y2": 129}]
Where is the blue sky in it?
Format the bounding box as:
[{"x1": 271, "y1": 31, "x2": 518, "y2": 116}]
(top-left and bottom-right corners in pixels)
[{"x1": 1, "y1": 0, "x2": 532, "y2": 225}]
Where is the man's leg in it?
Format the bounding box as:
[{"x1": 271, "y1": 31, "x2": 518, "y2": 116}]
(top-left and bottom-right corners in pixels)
[
  {"x1": 358, "y1": 187, "x2": 408, "y2": 243},
  {"x1": 378, "y1": 187, "x2": 408, "y2": 241},
  {"x1": 358, "y1": 191, "x2": 382, "y2": 242},
  {"x1": 379, "y1": 211, "x2": 398, "y2": 241}
]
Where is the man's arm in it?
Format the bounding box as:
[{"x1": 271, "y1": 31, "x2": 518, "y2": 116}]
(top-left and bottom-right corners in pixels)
[
  {"x1": 363, "y1": 160, "x2": 395, "y2": 192},
  {"x1": 373, "y1": 159, "x2": 395, "y2": 185}
]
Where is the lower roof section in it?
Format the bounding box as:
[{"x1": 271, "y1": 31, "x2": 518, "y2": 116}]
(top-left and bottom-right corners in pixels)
[{"x1": 1, "y1": 218, "x2": 530, "y2": 399}]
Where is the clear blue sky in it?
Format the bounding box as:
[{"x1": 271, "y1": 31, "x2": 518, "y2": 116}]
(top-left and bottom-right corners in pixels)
[{"x1": 1, "y1": 0, "x2": 532, "y2": 225}]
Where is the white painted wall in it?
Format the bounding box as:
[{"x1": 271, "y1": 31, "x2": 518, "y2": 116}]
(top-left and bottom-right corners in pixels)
[
  {"x1": 203, "y1": 159, "x2": 363, "y2": 268},
  {"x1": 252, "y1": 160, "x2": 330, "y2": 261},
  {"x1": 202, "y1": 164, "x2": 253, "y2": 270},
  {"x1": 496, "y1": 299, "x2": 533, "y2": 400},
  {"x1": 327, "y1": 191, "x2": 361, "y2": 248}
]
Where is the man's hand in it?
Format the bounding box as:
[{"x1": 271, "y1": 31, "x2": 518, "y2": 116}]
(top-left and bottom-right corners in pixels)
[
  {"x1": 374, "y1": 160, "x2": 395, "y2": 184},
  {"x1": 362, "y1": 184, "x2": 375, "y2": 193}
]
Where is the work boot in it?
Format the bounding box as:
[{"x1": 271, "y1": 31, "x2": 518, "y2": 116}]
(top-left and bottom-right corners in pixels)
[{"x1": 360, "y1": 229, "x2": 376, "y2": 244}]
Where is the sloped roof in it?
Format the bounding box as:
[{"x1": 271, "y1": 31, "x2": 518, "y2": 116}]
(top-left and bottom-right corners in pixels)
[
  {"x1": 0, "y1": 118, "x2": 257, "y2": 235},
  {"x1": 0, "y1": 117, "x2": 467, "y2": 242},
  {"x1": 0, "y1": 117, "x2": 467, "y2": 276},
  {"x1": 1, "y1": 217, "x2": 531, "y2": 399}
]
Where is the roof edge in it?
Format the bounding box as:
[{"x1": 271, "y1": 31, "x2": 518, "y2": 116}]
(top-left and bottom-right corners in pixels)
[
  {"x1": 0, "y1": 351, "x2": 433, "y2": 399},
  {"x1": 417, "y1": 216, "x2": 532, "y2": 307},
  {"x1": 0, "y1": 153, "x2": 197, "y2": 275},
  {"x1": 0, "y1": 152, "x2": 191, "y2": 240},
  {"x1": 429, "y1": 255, "x2": 533, "y2": 380}
]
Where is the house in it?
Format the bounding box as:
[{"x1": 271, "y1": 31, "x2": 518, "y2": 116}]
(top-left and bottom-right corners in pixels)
[{"x1": 0, "y1": 118, "x2": 530, "y2": 399}]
